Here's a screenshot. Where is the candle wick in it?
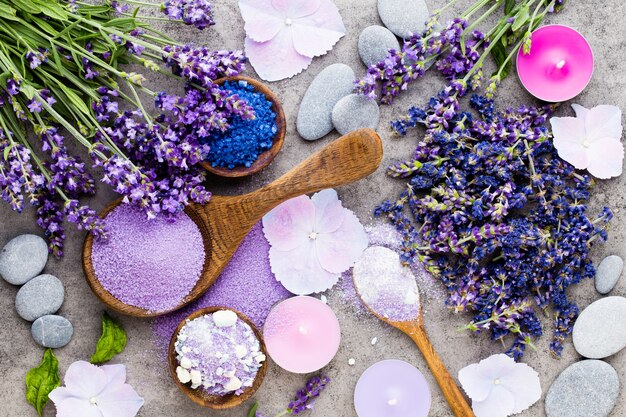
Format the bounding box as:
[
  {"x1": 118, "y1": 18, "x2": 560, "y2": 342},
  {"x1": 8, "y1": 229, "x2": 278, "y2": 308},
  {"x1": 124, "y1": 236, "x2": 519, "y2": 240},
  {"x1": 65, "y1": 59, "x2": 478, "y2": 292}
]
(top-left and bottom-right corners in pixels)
[
  {"x1": 388, "y1": 398, "x2": 398, "y2": 406},
  {"x1": 299, "y1": 326, "x2": 308, "y2": 335},
  {"x1": 556, "y1": 59, "x2": 566, "y2": 69}
]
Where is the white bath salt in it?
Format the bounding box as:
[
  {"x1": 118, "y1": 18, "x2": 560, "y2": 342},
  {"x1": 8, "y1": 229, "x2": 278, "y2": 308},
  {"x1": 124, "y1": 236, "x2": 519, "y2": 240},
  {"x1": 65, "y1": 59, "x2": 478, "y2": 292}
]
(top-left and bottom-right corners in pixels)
[
  {"x1": 371, "y1": 337, "x2": 378, "y2": 346},
  {"x1": 212, "y1": 310, "x2": 238, "y2": 327},
  {"x1": 353, "y1": 246, "x2": 420, "y2": 322},
  {"x1": 348, "y1": 358, "x2": 356, "y2": 366},
  {"x1": 320, "y1": 295, "x2": 328, "y2": 304}
]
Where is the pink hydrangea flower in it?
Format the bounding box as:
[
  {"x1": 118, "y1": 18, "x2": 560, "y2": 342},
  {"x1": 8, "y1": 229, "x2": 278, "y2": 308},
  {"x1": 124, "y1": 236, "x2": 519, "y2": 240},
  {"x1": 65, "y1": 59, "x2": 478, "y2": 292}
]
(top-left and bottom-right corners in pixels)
[
  {"x1": 49, "y1": 361, "x2": 144, "y2": 417},
  {"x1": 458, "y1": 354, "x2": 541, "y2": 417},
  {"x1": 263, "y1": 189, "x2": 367, "y2": 295},
  {"x1": 239, "y1": 0, "x2": 346, "y2": 81},
  {"x1": 550, "y1": 104, "x2": 624, "y2": 179}
]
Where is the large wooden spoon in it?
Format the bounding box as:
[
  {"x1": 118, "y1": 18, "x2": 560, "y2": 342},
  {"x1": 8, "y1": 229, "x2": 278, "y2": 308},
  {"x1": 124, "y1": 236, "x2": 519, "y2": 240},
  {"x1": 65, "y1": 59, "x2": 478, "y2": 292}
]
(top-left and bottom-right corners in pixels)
[
  {"x1": 83, "y1": 128, "x2": 383, "y2": 317},
  {"x1": 353, "y1": 275, "x2": 475, "y2": 417}
]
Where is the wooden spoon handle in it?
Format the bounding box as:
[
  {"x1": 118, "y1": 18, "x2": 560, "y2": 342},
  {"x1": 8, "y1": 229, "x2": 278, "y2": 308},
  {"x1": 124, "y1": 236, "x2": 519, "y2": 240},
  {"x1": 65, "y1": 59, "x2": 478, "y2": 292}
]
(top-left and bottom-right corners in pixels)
[
  {"x1": 238, "y1": 128, "x2": 383, "y2": 221},
  {"x1": 408, "y1": 325, "x2": 475, "y2": 417}
]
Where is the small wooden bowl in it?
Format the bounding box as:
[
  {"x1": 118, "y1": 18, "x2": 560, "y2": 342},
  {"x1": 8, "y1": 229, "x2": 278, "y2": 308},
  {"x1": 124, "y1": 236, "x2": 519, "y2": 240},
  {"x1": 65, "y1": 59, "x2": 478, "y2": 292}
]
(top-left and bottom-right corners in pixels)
[
  {"x1": 201, "y1": 76, "x2": 286, "y2": 178},
  {"x1": 82, "y1": 198, "x2": 213, "y2": 317},
  {"x1": 168, "y1": 307, "x2": 268, "y2": 409}
]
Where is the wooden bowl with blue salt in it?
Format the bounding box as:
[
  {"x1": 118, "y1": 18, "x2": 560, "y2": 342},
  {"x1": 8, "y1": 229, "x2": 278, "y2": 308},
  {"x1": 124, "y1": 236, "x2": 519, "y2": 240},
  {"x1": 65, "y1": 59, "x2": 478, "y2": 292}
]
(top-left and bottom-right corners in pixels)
[
  {"x1": 201, "y1": 76, "x2": 286, "y2": 178},
  {"x1": 167, "y1": 306, "x2": 268, "y2": 409}
]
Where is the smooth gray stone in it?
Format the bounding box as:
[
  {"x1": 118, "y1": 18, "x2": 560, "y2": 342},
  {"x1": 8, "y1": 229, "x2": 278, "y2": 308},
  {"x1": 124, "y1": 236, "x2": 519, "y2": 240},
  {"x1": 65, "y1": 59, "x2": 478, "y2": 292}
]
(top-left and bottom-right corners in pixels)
[
  {"x1": 358, "y1": 25, "x2": 400, "y2": 66},
  {"x1": 0, "y1": 234, "x2": 48, "y2": 285},
  {"x1": 377, "y1": 0, "x2": 429, "y2": 38},
  {"x1": 15, "y1": 274, "x2": 64, "y2": 322},
  {"x1": 545, "y1": 360, "x2": 619, "y2": 417},
  {"x1": 31, "y1": 315, "x2": 73, "y2": 349},
  {"x1": 595, "y1": 255, "x2": 623, "y2": 294},
  {"x1": 297, "y1": 63, "x2": 355, "y2": 141},
  {"x1": 573, "y1": 296, "x2": 626, "y2": 359},
  {"x1": 332, "y1": 94, "x2": 380, "y2": 135}
]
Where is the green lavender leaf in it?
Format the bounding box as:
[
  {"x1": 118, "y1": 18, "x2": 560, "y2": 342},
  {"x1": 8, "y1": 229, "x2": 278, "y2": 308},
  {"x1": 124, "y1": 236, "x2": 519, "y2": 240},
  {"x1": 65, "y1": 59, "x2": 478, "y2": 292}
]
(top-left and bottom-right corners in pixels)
[
  {"x1": 11, "y1": 0, "x2": 41, "y2": 14},
  {"x1": 25, "y1": 349, "x2": 60, "y2": 417},
  {"x1": 247, "y1": 402, "x2": 259, "y2": 417},
  {"x1": 491, "y1": 40, "x2": 512, "y2": 79},
  {"x1": 504, "y1": 0, "x2": 516, "y2": 14},
  {"x1": 59, "y1": 84, "x2": 89, "y2": 115},
  {"x1": 0, "y1": 4, "x2": 18, "y2": 21},
  {"x1": 90, "y1": 312, "x2": 127, "y2": 365},
  {"x1": 512, "y1": 4, "x2": 530, "y2": 32},
  {"x1": 32, "y1": 0, "x2": 68, "y2": 20}
]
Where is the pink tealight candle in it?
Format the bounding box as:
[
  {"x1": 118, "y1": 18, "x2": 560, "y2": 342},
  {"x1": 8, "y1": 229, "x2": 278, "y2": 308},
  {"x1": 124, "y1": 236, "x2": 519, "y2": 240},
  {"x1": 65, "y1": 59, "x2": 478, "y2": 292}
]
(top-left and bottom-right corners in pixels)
[
  {"x1": 263, "y1": 296, "x2": 341, "y2": 373},
  {"x1": 354, "y1": 360, "x2": 431, "y2": 417},
  {"x1": 517, "y1": 25, "x2": 594, "y2": 102}
]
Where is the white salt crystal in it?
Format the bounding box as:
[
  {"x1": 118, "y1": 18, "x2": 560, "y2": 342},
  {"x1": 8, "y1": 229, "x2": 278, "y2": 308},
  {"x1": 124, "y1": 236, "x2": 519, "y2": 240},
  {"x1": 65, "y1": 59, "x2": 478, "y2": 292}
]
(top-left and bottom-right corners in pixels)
[
  {"x1": 176, "y1": 366, "x2": 191, "y2": 384},
  {"x1": 212, "y1": 310, "x2": 238, "y2": 327},
  {"x1": 320, "y1": 295, "x2": 328, "y2": 304},
  {"x1": 180, "y1": 356, "x2": 192, "y2": 369},
  {"x1": 190, "y1": 370, "x2": 202, "y2": 388},
  {"x1": 255, "y1": 353, "x2": 266, "y2": 364},
  {"x1": 348, "y1": 358, "x2": 356, "y2": 366},
  {"x1": 224, "y1": 377, "x2": 243, "y2": 391},
  {"x1": 235, "y1": 345, "x2": 248, "y2": 359},
  {"x1": 371, "y1": 337, "x2": 378, "y2": 346}
]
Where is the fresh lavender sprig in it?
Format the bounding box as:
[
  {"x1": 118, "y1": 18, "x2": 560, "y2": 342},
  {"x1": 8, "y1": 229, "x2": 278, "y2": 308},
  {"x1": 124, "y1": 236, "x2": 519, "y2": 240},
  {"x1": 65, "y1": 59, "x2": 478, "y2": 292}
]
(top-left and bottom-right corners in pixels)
[{"x1": 250, "y1": 374, "x2": 330, "y2": 417}]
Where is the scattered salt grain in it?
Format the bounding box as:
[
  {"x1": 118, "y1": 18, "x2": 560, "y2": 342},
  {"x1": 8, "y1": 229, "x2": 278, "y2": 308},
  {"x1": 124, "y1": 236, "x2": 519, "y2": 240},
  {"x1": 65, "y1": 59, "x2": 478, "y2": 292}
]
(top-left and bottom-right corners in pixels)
[
  {"x1": 348, "y1": 358, "x2": 356, "y2": 366},
  {"x1": 320, "y1": 295, "x2": 328, "y2": 304},
  {"x1": 371, "y1": 337, "x2": 378, "y2": 346}
]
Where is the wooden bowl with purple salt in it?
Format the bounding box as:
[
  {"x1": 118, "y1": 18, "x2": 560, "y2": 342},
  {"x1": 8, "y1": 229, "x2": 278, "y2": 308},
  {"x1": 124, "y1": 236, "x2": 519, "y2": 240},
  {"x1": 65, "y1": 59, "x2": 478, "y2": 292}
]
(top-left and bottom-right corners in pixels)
[
  {"x1": 168, "y1": 306, "x2": 268, "y2": 409},
  {"x1": 200, "y1": 76, "x2": 286, "y2": 178}
]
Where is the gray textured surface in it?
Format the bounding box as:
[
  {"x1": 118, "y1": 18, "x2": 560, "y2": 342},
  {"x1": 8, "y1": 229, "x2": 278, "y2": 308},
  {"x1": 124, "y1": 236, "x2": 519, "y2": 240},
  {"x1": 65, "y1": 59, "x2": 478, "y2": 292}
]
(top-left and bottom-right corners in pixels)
[
  {"x1": 1, "y1": 1, "x2": 626, "y2": 416},
  {"x1": 595, "y1": 255, "x2": 624, "y2": 294},
  {"x1": 377, "y1": 0, "x2": 430, "y2": 37},
  {"x1": 0, "y1": 234, "x2": 48, "y2": 285},
  {"x1": 31, "y1": 315, "x2": 74, "y2": 349},
  {"x1": 357, "y1": 25, "x2": 400, "y2": 66},
  {"x1": 332, "y1": 94, "x2": 381, "y2": 135},
  {"x1": 573, "y1": 296, "x2": 626, "y2": 359},
  {"x1": 15, "y1": 274, "x2": 64, "y2": 322}
]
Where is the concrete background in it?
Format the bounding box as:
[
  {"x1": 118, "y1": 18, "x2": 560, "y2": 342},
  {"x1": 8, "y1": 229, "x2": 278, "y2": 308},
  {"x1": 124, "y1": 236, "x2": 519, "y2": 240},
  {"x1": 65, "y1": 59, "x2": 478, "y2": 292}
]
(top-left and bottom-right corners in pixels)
[{"x1": 1, "y1": 0, "x2": 625, "y2": 416}]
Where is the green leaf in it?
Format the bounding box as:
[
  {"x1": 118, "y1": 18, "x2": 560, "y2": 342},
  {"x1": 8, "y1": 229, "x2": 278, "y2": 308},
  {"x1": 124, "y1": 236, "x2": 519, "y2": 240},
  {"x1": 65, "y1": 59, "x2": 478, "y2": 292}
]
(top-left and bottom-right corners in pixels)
[
  {"x1": 32, "y1": 0, "x2": 68, "y2": 20},
  {"x1": 491, "y1": 41, "x2": 512, "y2": 79},
  {"x1": 20, "y1": 84, "x2": 37, "y2": 100},
  {"x1": 248, "y1": 402, "x2": 259, "y2": 417},
  {"x1": 4, "y1": 144, "x2": 12, "y2": 160},
  {"x1": 90, "y1": 312, "x2": 127, "y2": 364},
  {"x1": 59, "y1": 84, "x2": 89, "y2": 115},
  {"x1": 504, "y1": 0, "x2": 516, "y2": 14},
  {"x1": 11, "y1": 0, "x2": 41, "y2": 13},
  {"x1": 25, "y1": 349, "x2": 60, "y2": 417},
  {"x1": 31, "y1": 16, "x2": 59, "y2": 37},
  {"x1": 0, "y1": 4, "x2": 18, "y2": 21},
  {"x1": 512, "y1": 4, "x2": 530, "y2": 32}
]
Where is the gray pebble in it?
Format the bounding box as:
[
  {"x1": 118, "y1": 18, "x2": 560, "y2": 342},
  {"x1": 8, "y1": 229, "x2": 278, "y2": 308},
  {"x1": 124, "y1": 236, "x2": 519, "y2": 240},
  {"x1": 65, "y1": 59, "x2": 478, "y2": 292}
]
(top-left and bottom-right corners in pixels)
[
  {"x1": 31, "y1": 315, "x2": 73, "y2": 349},
  {"x1": 15, "y1": 274, "x2": 64, "y2": 322},
  {"x1": 545, "y1": 360, "x2": 619, "y2": 417},
  {"x1": 573, "y1": 296, "x2": 626, "y2": 359},
  {"x1": 595, "y1": 255, "x2": 623, "y2": 294},
  {"x1": 332, "y1": 94, "x2": 380, "y2": 135},
  {"x1": 358, "y1": 26, "x2": 400, "y2": 66},
  {"x1": 377, "y1": 0, "x2": 429, "y2": 38},
  {"x1": 0, "y1": 234, "x2": 48, "y2": 285},
  {"x1": 297, "y1": 64, "x2": 355, "y2": 141}
]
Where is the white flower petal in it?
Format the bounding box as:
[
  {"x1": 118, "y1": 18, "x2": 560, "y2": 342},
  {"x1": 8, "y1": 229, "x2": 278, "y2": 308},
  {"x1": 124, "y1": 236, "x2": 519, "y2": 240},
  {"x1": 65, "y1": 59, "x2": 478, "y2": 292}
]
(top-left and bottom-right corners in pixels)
[
  {"x1": 291, "y1": 0, "x2": 345, "y2": 58},
  {"x1": 239, "y1": 0, "x2": 284, "y2": 42},
  {"x1": 63, "y1": 361, "x2": 108, "y2": 400},
  {"x1": 570, "y1": 103, "x2": 589, "y2": 119},
  {"x1": 271, "y1": 0, "x2": 321, "y2": 18},
  {"x1": 550, "y1": 116, "x2": 586, "y2": 145},
  {"x1": 97, "y1": 383, "x2": 144, "y2": 417},
  {"x1": 316, "y1": 209, "x2": 368, "y2": 273},
  {"x1": 56, "y1": 397, "x2": 104, "y2": 417},
  {"x1": 48, "y1": 387, "x2": 76, "y2": 405},
  {"x1": 553, "y1": 140, "x2": 589, "y2": 170},
  {"x1": 585, "y1": 105, "x2": 623, "y2": 143},
  {"x1": 586, "y1": 136, "x2": 624, "y2": 179},
  {"x1": 269, "y1": 243, "x2": 339, "y2": 294},
  {"x1": 458, "y1": 363, "x2": 494, "y2": 402},
  {"x1": 244, "y1": 32, "x2": 312, "y2": 82},
  {"x1": 101, "y1": 364, "x2": 126, "y2": 386},
  {"x1": 263, "y1": 195, "x2": 314, "y2": 251},
  {"x1": 311, "y1": 189, "x2": 345, "y2": 234},
  {"x1": 500, "y1": 362, "x2": 541, "y2": 414},
  {"x1": 472, "y1": 385, "x2": 516, "y2": 417}
]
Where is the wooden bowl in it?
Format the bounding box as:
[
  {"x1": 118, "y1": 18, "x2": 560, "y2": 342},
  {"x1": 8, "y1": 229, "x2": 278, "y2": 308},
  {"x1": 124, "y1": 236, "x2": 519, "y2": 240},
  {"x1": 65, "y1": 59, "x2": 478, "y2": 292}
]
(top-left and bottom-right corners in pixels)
[
  {"x1": 168, "y1": 307, "x2": 268, "y2": 409},
  {"x1": 200, "y1": 76, "x2": 286, "y2": 178},
  {"x1": 82, "y1": 198, "x2": 213, "y2": 317}
]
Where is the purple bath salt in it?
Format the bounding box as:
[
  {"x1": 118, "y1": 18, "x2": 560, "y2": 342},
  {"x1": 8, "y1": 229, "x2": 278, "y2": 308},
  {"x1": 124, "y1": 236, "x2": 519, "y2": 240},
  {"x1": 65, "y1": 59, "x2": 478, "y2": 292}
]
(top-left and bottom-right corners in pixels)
[
  {"x1": 153, "y1": 222, "x2": 290, "y2": 357},
  {"x1": 91, "y1": 204, "x2": 205, "y2": 313},
  {"x1": 174, "y1": 310, "x2": 265, "y2": 396}
]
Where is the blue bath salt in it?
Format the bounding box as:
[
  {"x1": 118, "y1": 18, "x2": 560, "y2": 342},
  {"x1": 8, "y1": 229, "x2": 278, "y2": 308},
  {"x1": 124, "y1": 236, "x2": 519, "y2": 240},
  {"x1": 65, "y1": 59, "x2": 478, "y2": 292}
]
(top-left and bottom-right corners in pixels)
[{"x1": 205, "y1": 81, "x2": 278, "y2": 169}]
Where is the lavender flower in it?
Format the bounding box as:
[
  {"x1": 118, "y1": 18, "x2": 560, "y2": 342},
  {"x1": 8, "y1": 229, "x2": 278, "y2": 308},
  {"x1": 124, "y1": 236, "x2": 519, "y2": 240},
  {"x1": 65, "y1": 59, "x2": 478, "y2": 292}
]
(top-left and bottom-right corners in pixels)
[
  {"x1": 163, "y1": 0, "x2": 214, "y2": 30},
  {"x1": 249, "y1": 374, "x2": 330, "y2": 417}
]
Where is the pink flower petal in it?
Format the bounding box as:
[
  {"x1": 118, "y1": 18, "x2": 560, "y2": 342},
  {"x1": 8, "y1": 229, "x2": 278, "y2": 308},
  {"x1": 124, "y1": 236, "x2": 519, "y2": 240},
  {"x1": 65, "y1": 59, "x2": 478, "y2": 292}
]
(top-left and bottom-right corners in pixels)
[
  {"x1": 291, "y1": 0, "x2": 345, "y2": 57},
  {"x1": 500, "y1": 363, "x2": 541, "y2": 414},
  {"x1": 245, "y1": 32, "x2": 313, "y2": 81},
  {"x1": 316, "y1": 210, "x2": 367, "y2": 273},
  {"x1": 263, "y1": 195, "x2": 314, "y2": 251},
  {"x1": 585, "y1": 105, "x2": 623, "y2": 143},
  {"x1": 269, "y1": 243, "x2": 339, "y2": 294},
  {"x1": 271, "y1": 0, "x2": 321, "y2": 18},
  {"x1": 101, "y1": 364, "x2": 126, "y2": 386},
  {"x1": 586, "y1": 136, "x2": 624, "y2": 179},
  {"x1": 56, "y1": 398, "x2": 103, "y2": 417},
  {"x1": 63, "y1": 361, "x2": 108, "y2": 399},
  {"x1": 97, "y1": 383, "x2": 144, "y2": 417},
  {"x1": 472, "y1": 385, "x2": 516, "y2": 417},
  {"x1": 239, "y1": 0, "x2": 284, "y2": 42},
  {"x1": 311, "y1": 189, "x2": 345, "y2": 234}
]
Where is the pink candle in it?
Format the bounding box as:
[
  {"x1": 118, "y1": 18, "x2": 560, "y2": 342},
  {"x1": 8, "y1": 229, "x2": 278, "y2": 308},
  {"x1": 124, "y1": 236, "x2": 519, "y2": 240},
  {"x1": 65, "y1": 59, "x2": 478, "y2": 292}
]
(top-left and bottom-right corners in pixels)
[
  {"x1": 354, "y1": 360, "x2": 431, "y2": 417},
  {"x1": 263, "y1": 296, "x2": 341, "y2": 373},
  {"x1": 517, "y1": 25, "x2": 594, "y2": 102}
]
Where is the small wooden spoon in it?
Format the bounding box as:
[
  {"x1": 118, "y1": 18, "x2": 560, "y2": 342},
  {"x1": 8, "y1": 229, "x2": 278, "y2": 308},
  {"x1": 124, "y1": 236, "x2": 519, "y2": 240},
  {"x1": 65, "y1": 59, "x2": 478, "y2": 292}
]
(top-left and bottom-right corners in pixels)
[
  {"x1": 168, "y1": 306, "x2": 268, "y2": 409},
  {"x1": 353, "y1": 278, "x2": 475, "y2": 417},
  {"x1": 83, "y1": 128, "x2": 383, "y2": 317}
]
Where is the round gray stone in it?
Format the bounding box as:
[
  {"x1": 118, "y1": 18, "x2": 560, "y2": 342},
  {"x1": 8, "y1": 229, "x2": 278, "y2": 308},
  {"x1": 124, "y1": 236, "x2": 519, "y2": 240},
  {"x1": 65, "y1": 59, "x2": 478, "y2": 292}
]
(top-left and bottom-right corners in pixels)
[
  {"x1": 573, "y1": 296, "x2": 626, "y2": 359},
  {"x1": 0, "y1": 234, "x2": 48, "y2": 285},
  {"x1": 358, "y1": 25, "x2": 400, "y2": 66},
  {"x1": 377, "y1": 0, "x2": 430, "y2": 38},
  {"x1": 31, "y1": 315, "x2": 73, "y2": 349},
  {"x1": 297, "y1": 63, "x2": 355, "y2": 141},
  {"x1": 15, "y1": 274, "x2": 64, "y2": 322},
  {"x1": 545, "y1": 360, "x2": 619, "y2": 417},
  {"x1": 595, "y1": 255, "x2": 623, "y2": 294},
  {"x1": 332, "y1": 94, "x2": 380, "y2": 135}
]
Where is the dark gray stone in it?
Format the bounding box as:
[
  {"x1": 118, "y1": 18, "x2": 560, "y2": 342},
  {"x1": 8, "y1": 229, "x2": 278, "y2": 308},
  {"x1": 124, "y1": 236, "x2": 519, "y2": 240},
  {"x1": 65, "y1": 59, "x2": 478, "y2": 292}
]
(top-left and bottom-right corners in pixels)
[
  {"x1": 332, "y1": 94, "x2": 380, "y2": 135},
  {"x1": 0, "y1": 234, "x2": 48, "y2": 285},
  {"x1": 15, "y1": 274, "x2": 64, "y2": 322},
  {"x1": 358, "y1": 25, "x2": 400, "y2": 66},
  {"x1": 573, "y1": 296, "x2": 626, "y2": 359},
  {"x1": 545, "y1": 360, "x2": 619, "y2": 417},
  {"x1": 297, "y1": 64, "x2": 355, "y2": 141},
  {"x1": 595, "y1": 255, "x2": 623, "y2": 294},
  {"x1": 31, "y1": 315, "x2": 73, "y2": 349},
  {"x1": 377, "y1": 0, "x2": 429, "y2": 38}
]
